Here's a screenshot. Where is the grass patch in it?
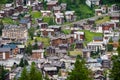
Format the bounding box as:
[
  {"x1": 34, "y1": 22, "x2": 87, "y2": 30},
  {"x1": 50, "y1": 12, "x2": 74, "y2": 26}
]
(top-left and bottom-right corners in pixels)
[
  {"x1": 62, "y1": 29, "x2": 71, "y2": 34},
  {"x1": 27, "y1": 37, "x2": 50, "y2": 47},
  {"x1": 30, "y1": 11, "x2": 41, "y2": 19},
  {"x1": 2, "y1": 18, "x2": 17, "y2": 24},
  {"x1": 95, "y1": 16, "x2": 110, "y2": 24},
  {"x1": 80, "y1": 30, "x2": 103, "y2": 43},
  {"x1": 70, "y1": 49, "x2": 82, "y2": 56}
]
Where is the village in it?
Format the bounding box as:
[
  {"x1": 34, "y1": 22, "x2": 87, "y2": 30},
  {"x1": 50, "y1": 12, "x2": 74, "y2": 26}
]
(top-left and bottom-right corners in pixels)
[{"x1": 0, "y1": 0, "x2": 120, "y2": 80}]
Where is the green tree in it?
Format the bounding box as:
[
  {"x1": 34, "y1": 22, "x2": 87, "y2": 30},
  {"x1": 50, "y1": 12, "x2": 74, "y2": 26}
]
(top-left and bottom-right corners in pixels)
[
  {"x1": 0, "y1": 65, "x2": 9, "y2": 80},
  {"x1": 44, "y1": 74, "x2": 50, "y2": 80},
  {"x1": 19, "y1": 58, "x2": 29, "y2": 67},
  {"x1": 110, "y1": 39, "x2": 120, "y2": 80},
  {"x1": 33, "y1": 39, "x2": 39, "y2": 49},
  {"x1": 25, "y1": 43, "x2": 33, "y2": 55},
  {"x1": 67, "y1": 59, "x2": 92, "y2": 80},
  {"x1": 28, "y1": 27, "x2": 35, "y2": 40},
  {"x1": 0, "y1": 20, "x2": 4, "y2": 35},
  {"x1": 29, "y1": 63, "x2": 43, "y2": 80},
  {"x1": 48, "y1": 17, "x2": 54, "y2": 25},
  {"x1": 107, "y1": 38, "x2": 113, "y2": 51},
  {"x1": 19, "y1": 67, "x2": 29, "y2": 80}
]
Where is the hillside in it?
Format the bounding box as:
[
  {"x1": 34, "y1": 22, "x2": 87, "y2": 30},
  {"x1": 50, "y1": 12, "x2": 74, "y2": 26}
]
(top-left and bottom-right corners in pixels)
[{"x1": 59, "y1": 0, "x2": 94, "y2": 20}]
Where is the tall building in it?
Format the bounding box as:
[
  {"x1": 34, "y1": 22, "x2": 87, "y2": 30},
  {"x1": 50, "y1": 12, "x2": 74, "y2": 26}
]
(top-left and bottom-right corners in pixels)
[{"x1": 2, "y1": 25, "x2": 28, "y2": 42}]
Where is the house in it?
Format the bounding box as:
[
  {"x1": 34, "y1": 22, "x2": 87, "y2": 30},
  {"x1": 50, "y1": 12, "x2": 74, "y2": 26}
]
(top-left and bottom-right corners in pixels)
[
  {"x1": 38, "y1": 22, "x2": 48, "y2": 29},
  {"x1": 82, "y1": 49, "x2": 91, "y2": 58},
  {"x1": 48, "y1": 25, "x2": 61, "y2": 32},
  {"x1": 60, "y1": 3, "x2": 67, "y2": 11},
  {"x1": 51, "y1": 34, "x2": 74, "y2": 46},
  {"x1": 0, "y1": 48, "x2": 10, "y2": 60},
  {"x1": 93, "y1": 36, "x2": 103, "y2": 42},
  {"x1": 65, "y1": 11, "x2": 75, "y2": 22},
  {"x1": 47, "y1": 1, "x2": 58, "y2": 10},
  {"x1": 9, "y1": 67, "x2": 21, "y2": 80},
  {"x1": 75, "y1": 40, "x2": 84, "y2": 49},
  {"x1": 108, "y1": 4, "x2": 120, "y2": 13},
  {"x1": 32, "y1": 42, "x2": 43, "y2": 49},
  {"x1": 15, "y1": 5, "x2": 23, "y2": 12},
  {"x1": 110, "y1": 12, "x2": 120, "y2": 22},
  {"x1": 101, "y1": 55, "x2": 111, "y2": 68},
  {"x1": 24, "y1": 14, "x2": 31, "y2": 21},
  {"x1": 58, "y1": 44, "x2": 69, "y2": 50},
  {"x1": 41, "y1": 10, "x2": 51, "y2": 17},
  {"x1": 87, "y1": 19, "x2": 95, "y2": 25},
  {"x1": 95, "y1": 9, "x2": 102, "y2": 16},
  {"x1": 55, "y1": 48, "x2": 67, "y2": 57},
  {"x1": 101, "y1": 5, "x2": 108, "y2": 13},
  {"x1": 32, "y1": 49, "x2": 44, "y2": 59},
  {"x1": 12, "y1": 13, "x2": 20, "y2": 21},
  {"x1": 46, "y1": 46, "x2": 56, "y2": 56},
  {"x1": 23, "y1": 6, "x2": 29, "y2": 12},
  {"x1": 87, "y1": 41, "x2": 105, "y2": 51},
  {"x1": 0, "y1": 11, "x2": 5, "y2": 18},
  {"x1": 43, "y1": 64, "x2": 58, "y2": 76},
  {"x1": 53, "y1": 6, "x2": 61, "y2": 13},
  {"x1": 86, "y1": 0, "x2": 101, "y2": 7},
  {"x1": 74, "y1": 31, "x2": 85, "y2": 41},
  {"x1": 19, "y1": 19, "x2": 31, "y2": 28},
  {"x1": 31, "y1": 2, "x2": 38, "y2": 11},
  {"x1": 54, "y1": 13, "x2": 64, "y2": 24},
  {"x1": 40, "y1": 28, "x2": 55, "y2": 37}
]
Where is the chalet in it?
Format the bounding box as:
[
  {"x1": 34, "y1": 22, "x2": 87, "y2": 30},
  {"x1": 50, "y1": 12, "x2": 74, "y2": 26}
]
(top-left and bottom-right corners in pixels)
[
  {"x1": 15, "y1": 5, "x2": 23, "y2": 12},
  {"x1": 43, "y1": 64, "x2": 58, "y2": 76},
  {"x1": 3, "y1": 8, "x2": 11, "y2": 17},
  {"x1": 48, "y1": 25, "x2": 61, "y2": 32},
  {"x1": 101, "y1": 55, "x2": 111, "y2": 68},
  {"x1": 24, "y1": 14, "x2": 31, "y2": 21},
  {"x1": 38, "y1": 2, "x2": 43, "y2": 10},
  {"x1": 12, "y1": 13, "x2": 20, "y2": 21},
  {"x1": 74, "y1": 31, "x2": 85, "y2": 41},
  {"x1": 87, "y1": 19, "x2": 95, "y2": 25},
  {"x1": 55, "y1": 48, "x2": 67, "y2": 56},
  {"x1": 32, "y1": 49, "x2": 44, "y2": 60},
  {"x1": 54, "y1": 13, "x2": 64, "y2": 24},
  {"x1": 19, "y1": 19, "x2": 31, "y2": 28},
  {"x1": 23, "y1": 6, "x2": 29, "y2": 12},
  {"x1": 86, "y1": 0, "x2": 101, "y2": 7},
  {"x1": 0, "y1": 48, "x2": 10, "y2": 60},
  {"x1": 108, "y1": 4, "x2": 120, "y2": 13},
  {"x1": 95, "y1": 9, "x2": 102, "y2": 16},
  {"x1": 110, "y1": 12, "x2": 120, "y2": 22},
  {"x1": 9, "y1": 67, "x2": 21, "y2": 80},
  {"x1": 65, "y1": 11, "x2": 75, "y2": 22},
  {"x1": 58, "y1": 44, "x2": 69, "y2": 50},
  {"x1": 53, "y1": 6, "x2": 61, "y2": 13},
  {"x1": 47, "y1": 1, "x2": 58, "y2": 10},
  {"x1": 60, "y1": 3, "x2": 67, "y2": 11},
  {"x1": 37, "y1": 18, "x2": 43, "y2": 23},
  {"x1": 82, "y1": 49, "x2": 91, "y2": 58},
  {"x1": 93, "y1": 36, "x2": 103, "y2": 42},
  {"x1": 41, "y1": 10, "x2": 51, "y2": 17},
  {"x1": 75, "y1": 40, "x2": 84, "y2": 49},
  {"x1": 46, "y1": 46, "x2": 56, "y2": 56},
  {"x1": 38, "y1": 22, "x2": 48, "y2": 29},
  {"x1": 0, "y1": 11, "x2": 5, "y2": 18},
  {"x1": 40, "y1": 29, "x2": 55, "y2": 37},
  {"x1": 32, "y1": 42, "x2": 43, "y2": 49},
  {"x1": 31, "y1": 2, "x2": 38, "y2": 11},
  {"x1": 87, "y1": 41, "x2": 105, "y2": 51},
  {"x1": 51, "y1": 34, "x2": 74, "y2": 46},
  {"x1": 101, "y1": 5, "x2": 108, "y2": 13}
]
